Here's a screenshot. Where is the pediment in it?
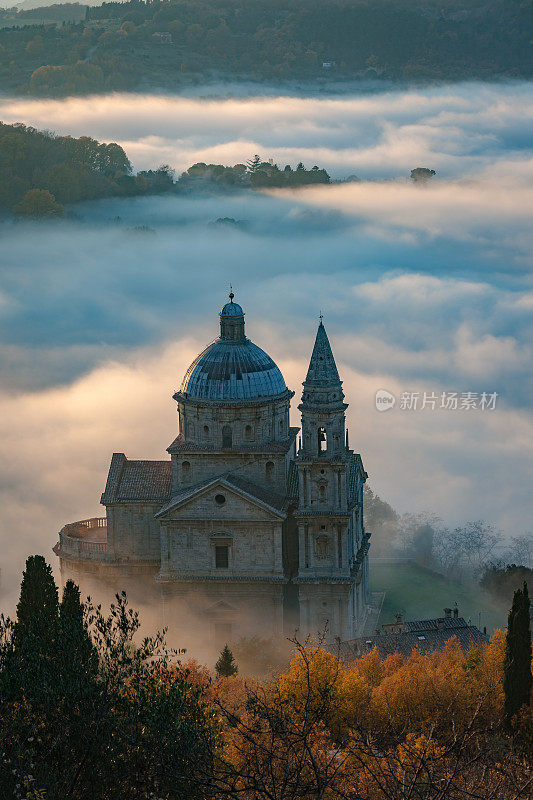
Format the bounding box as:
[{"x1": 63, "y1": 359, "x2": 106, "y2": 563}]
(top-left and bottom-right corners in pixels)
[
  {"x1": 206, "y1": 600, "x2": 237, "y2": 614},
  {"x1": 156, "y1": 477, "x2": 286, "y2": 521}
]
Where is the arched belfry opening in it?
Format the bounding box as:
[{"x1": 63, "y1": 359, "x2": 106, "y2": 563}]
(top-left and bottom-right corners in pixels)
[{"x1": 318, "y1": 426, "x2": 327, "y2": 452}]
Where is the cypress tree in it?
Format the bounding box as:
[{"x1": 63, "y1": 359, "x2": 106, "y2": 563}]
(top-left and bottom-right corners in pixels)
[
  {"x1": 59, "y1": 579, "x2": 98, "y2": 688},
  {"x1": 14, "y1": 555, "x2": 58, "y2": 646},
  {"x1": 11, "y1": 555, "x2": 59, "y2": 697},
  {"x1": 503, "y1": 581, "x2": 532, "y2": 728},
  {"x1": 215, "y1": 644, "x2": 238, "y2": 677}
]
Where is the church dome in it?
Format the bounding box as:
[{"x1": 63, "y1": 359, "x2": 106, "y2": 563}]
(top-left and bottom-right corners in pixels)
[{"x1": 179, "y1": 294, "x2": 288, "y2": 402}]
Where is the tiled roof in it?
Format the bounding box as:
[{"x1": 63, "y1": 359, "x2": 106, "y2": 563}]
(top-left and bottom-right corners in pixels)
[
  {"x1": 156, "y1": 472, "x2": 288, "y2": 518},
  {"x1": 167, "y1": 427, "x2": 299, "y2": 454},
  {"x1": 340, "y1": 617, "x2": 489, "y2": 660},
  {"x1": 227, "y1": 474, "x2": 288, "y2": 512},
  {"x1": 287, "y1": 460, "x2": 299, "y2": 503},
  {"x1": 404, "y1": 617, "x2": 473, "y2": 632},
  {"x1": 101, "y1": 453, "x2": 171, "y2": 504}
]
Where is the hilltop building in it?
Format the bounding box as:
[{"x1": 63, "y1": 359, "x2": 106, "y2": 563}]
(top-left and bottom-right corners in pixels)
[{"x1": 54, "y1": 294, "x2": 371, "y2": 645}]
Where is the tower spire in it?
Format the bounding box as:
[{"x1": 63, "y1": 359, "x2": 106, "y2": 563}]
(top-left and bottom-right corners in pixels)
[{"x1": 304, "y1": 319, "x2": 342, "y2": 388}]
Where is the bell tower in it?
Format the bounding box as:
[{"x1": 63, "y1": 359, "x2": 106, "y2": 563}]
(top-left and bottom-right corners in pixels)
[
  {"x1": 299, "y1": 317, "x2": 347, "y2": 460},
  {"x1": 294, "y1": 318, "x2": 370, "y2": 642}
]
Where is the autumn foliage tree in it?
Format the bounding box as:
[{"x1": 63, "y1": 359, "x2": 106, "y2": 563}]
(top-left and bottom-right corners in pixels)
[
  {"x1": 0, "y1": 562, "x2": 217, "y2": 800},
  {"x1": 13, "y1": 188, "x2": 64, "y2": 218},
  {"x1": 1, "y1": 559, "x2": 532, "y2": 799}
]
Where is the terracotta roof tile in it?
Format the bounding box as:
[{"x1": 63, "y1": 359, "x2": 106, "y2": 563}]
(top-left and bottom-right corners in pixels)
[{"x1": 101, "y1": 454, "x2": 171, "y2": 504}]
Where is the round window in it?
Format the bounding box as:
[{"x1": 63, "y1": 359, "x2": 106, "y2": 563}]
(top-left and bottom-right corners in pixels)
[{"x1": 215, "y1": 494, "x2": 226, "y2": 506}]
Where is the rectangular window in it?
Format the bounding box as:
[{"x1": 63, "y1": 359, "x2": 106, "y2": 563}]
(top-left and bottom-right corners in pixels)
[{"x1": 215, "y1": 545, "x2": 229, "y2": 569}]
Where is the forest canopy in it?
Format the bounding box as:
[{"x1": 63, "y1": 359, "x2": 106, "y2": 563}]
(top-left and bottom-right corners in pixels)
[
  {"x1": 0, "y1": 123, "x2": 332, "y2": 214},
  {"x1": 0, "y1": 0, "x2": 532, "y2": 95}
]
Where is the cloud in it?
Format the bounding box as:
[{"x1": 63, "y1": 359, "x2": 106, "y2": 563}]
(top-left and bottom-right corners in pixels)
[
  {"x1": 0, "y1": 80, "x2": 532, "y2": 604},
  {"x1": 1, "y1": 81, "x2": 532, "y2": 177}
]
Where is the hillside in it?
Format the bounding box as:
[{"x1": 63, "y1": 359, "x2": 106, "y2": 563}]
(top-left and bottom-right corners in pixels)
[
  {"x1": 0, "y1": 0, "x2": 532, "y2": 95},
  {"x1": 371, "y1": 561, "x2": 509, "y2": 634}
]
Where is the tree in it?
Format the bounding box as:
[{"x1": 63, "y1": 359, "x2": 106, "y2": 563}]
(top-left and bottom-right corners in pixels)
[
  {"x1": 505, "y1": 533, "x2": 533, "y2": 568},
  {"x1": 8, "y1": 555, "x2": 59, "y2": 699},
  {"x1": 58, "y1": 579, "x2": 98, "y2": 686},
  {"x1": 363, "y1": 485, "x2": 399, "y2": 557},
  {"x1": 216, "y1": 644, "x2": 238, "y2": 677},
  {"x1": 13, "y1": 188, "x2": 64, "y2": 218},
  {"x1": 14, "y1": 555, "x2": 58, "y2": 648},
  {"x1": 503, "y1": 581, "x2": 532, "y2": 728},
  {"x1": 410, "y1": 167, "x2": 436, "y2": 182},
  {"x1": 434, "y1": 520, "x2": 499, "y2": 580},
  {"x1": 1, "y1": 577, "x2": 218, "y2": 800},
  {"x1": 480, "y1": 564, "x2": 533, "y2": 602},
  {"x1": 246, "y1": 154, "x2": 262, "y2": 173}
]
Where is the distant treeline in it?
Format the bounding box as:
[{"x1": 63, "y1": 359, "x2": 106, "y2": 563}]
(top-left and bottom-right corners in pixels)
[
  {"x1": 481, "y1": 564, "x2": 533, "y2": 603},
  {"x1": 0, "y1": 123, "x2": 330, "y2": 216},
  {"x1": 0, "y1": 0, "x2": 532, "y2": 95}
]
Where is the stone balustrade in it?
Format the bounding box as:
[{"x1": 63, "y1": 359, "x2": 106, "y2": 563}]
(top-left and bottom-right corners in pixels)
[{"x1": 54, "y1": 517, "x2": 109, "y2": 560}]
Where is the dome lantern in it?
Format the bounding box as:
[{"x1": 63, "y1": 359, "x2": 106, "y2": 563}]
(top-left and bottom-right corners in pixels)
[{"x1": 220, "y1": 291, "x2": 245, "y2": 341}]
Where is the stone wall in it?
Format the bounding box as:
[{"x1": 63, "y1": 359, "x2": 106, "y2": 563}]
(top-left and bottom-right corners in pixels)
[
  {"x1": 177, "y1": 395, "x2": 291, "y2": 449},
  {"x1": 106, "y1": 503, "x2": 161, "y2": 560},
  {"x1": 171, "y1": 450, "x2": 292, "y2": 497}
]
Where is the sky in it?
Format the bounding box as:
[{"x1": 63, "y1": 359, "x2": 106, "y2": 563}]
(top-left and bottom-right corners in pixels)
[{"x1": 0, "y1": 80, "x2": 532, "y2": 604}]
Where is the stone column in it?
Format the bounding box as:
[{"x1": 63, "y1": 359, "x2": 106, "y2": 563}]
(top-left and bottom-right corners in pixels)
[{"x1": 298, "y1": 524, "x2": 307, "y2": 571}]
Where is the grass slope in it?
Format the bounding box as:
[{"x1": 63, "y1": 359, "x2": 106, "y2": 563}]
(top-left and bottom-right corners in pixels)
[{"x1": 371, "y1": 561, "x2": 508, "y2": 635}]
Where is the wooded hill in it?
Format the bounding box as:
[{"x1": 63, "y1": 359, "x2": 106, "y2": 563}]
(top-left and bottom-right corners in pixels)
[
  {"x1": 0, "y1": 0, "x2": 532, "y2": 95},
  {"x1": 0, "y1": 122, "x2": 331, "y2": 215}
]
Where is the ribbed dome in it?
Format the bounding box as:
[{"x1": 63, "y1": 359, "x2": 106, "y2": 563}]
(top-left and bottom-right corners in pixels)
[
  {"x1": 179, "y1": 293, "x2": 288, "y2": 402},
  {"x1": 180, "y1": 339, "x2": 288, "y2": 401}
]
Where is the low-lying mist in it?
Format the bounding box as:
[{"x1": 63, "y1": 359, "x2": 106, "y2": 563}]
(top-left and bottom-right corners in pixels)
[{"x1": 0, "y1": 80, "x2": 531, "y2": 623}]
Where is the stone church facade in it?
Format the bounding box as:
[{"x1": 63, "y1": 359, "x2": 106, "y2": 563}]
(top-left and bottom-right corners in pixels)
[{"x1": 54, "y1": 295, "x2": 371, "y2": 644}]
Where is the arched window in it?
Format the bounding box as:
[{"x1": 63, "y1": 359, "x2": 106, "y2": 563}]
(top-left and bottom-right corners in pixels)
[
  {"x1": 244, "y1": 424, "x2": 253, "y2": 441},
  {"x1": 319, "y1": 484, "x2": 326, "y2": 499},
  {"x1": 203, "y1": 425, "x2": 210, "y2": 438},
  {"x1": 222, "y1": 425, "x2": 232, "y2": 448},
  {"x1": 318, "y1": 427, "x2": 327, "y2": 452},
  {"x1": 182, "y1": 461, "x2": 191, "y2": 482},
  {"x1": 279, "y1": 418, "x2": 284, "y2": 434},
  {"x1": 266, "y1": 461, "x2": 274, "y2": 482}
]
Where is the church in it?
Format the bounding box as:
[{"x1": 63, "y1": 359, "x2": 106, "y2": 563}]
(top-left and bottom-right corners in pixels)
[{"x1": 54, "y1": 294, "x2": 371, "y2": 645}]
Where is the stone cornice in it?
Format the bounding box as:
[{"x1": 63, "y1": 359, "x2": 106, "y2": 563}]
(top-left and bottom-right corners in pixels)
[
  {"x1": 156, "y1": 572, "x2": 287, "y2": 583},
  {"x1": 294, "y1": 576, "x2": 354, "y2": 585},
  {"x1": 295, "y1": 510, "x2": 352, "y2": 518},
  {"x1": 173, "y1": 389, "x2": 294, "y2": 408}
]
